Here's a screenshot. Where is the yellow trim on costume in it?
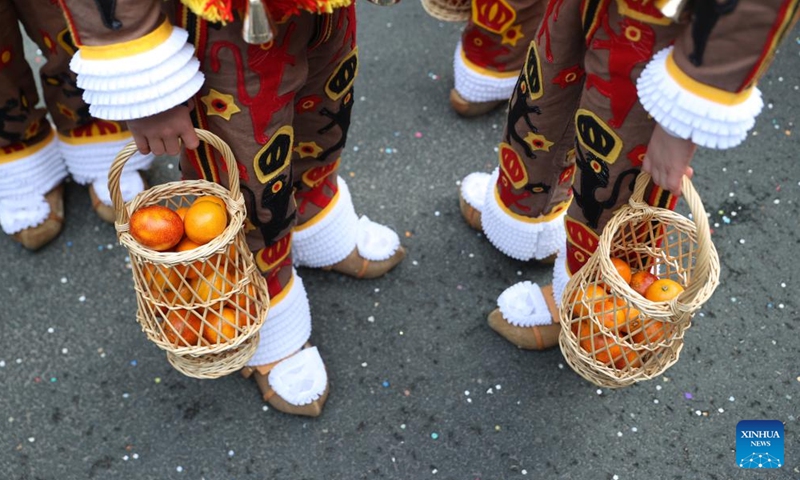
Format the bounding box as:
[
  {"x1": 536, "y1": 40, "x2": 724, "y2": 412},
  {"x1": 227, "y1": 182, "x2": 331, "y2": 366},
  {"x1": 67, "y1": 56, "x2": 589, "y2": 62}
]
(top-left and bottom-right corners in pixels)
[
  {"x1": 494, "y1": 186, "x2": 570, "y2": 224},
  {"x1": 0, "y1": 130, "x2": 55, "y2": 164},
  {"x1": 57, "y1": 130, "x2": 132, "y2": 146},
  {"x1": 79, "y1": 20, "x2": 173, "y2": 61},
  {"x1": 665, "y1": 51, "x2": 755, "y2": 106},
  {"x1": 574, "y1": 109, "x2": 622, "y2": 164},
  {"x1": 460, "y1": 48, "x2": 520, "y2": 79},
  {"x1": 269, "y1": 275, "x2": 294, "y2": 306},
  {"x1": 293, "y1": 189, "x2": 341, "y2": 232},
  {"x1": 615, "y1": 0, "x2": 671, "y2": 26}
]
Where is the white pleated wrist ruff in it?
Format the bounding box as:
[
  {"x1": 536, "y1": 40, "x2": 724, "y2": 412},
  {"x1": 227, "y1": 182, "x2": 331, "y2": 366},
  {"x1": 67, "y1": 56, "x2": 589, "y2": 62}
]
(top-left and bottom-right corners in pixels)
[
  {"x1": 453, "y1": 41, "x2": 518, "y2": 103},
  {"x1": 70, "y1": 22, "x2": 204, "y2": 121},
  {"x1": 247, "y1": 270, "x2": 312, "y2": 367},
  {"x1": 59, "y1": 135, "x2": 154, "y2": 206},
  {"x1": 480, "y1": 168, "x2": 566, "y2": 261},
  {"x1": 292, "y1": 177, "x2": 402, "y2": 267},
  {"x1": 497, "y1": 281, "x2": 553, "y2": 327},
  {"x1": 637, "y1": 47, "x2": 763, "y2": 149},
  {"x1": 0, "y1": 133, "x2": 67, "y2": 234}
]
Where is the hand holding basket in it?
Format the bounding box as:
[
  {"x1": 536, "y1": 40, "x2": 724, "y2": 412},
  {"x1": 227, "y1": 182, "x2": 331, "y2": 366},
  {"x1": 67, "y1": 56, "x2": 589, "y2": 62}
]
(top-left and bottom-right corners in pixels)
[
  {"x1": 559, "y1": 172, "x2": 720, "y2": 388},
  {"x1": 109, "y1": 129, "x2": 269, "y2": 379}
]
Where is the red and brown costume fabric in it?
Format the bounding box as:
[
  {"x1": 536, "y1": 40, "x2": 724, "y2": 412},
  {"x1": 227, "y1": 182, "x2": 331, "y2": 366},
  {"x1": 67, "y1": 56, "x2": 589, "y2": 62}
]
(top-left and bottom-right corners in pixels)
[
  {"x1": 454, "y1": 0, "x2": 546, "y2": 104},
  {"x1": 0, "y1": 0, "x2": 151, "y2": 245},
  {"x1": 59, "y1": 0, "x2": 404, "y2": 413},
  {"x1": 460, "y1": 0, "x2": 798, "y2": 333}
]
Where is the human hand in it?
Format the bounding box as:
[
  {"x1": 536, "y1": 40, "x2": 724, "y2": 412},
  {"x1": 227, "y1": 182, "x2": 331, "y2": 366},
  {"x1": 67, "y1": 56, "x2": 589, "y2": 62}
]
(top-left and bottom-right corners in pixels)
[
  {"x1": 642, "y1": 124, "x2": 696, "y2": 196},
  {"x1": 126, "y1": 103, "x2": 200, "y2": 156}
]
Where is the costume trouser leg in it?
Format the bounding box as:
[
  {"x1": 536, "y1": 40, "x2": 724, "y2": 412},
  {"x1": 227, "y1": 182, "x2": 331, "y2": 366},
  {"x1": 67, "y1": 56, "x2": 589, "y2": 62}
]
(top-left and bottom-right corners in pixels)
[
  {"x1": 176, "y1": 8, "x2": 345, "y2": 409},
  {"x1": 290, "y1": 7, "x2": 403, "y2": 276},
  {"x1": 0, "y1": 0, "x2": 152, "y2": 241},
  {"x1": 453, "y1": 0, "x2": 546, "y2": 104},
  {"x1": 484, "y1": 0, "x2": 682, "y2": 340},
  {"x1": 0, "y1": 0, "x2": 67, "y2": 238}
]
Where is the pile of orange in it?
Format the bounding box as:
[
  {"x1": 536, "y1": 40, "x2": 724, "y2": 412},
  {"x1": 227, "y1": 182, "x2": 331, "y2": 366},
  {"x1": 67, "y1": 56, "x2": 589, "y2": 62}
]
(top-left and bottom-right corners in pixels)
[
  {"x1": 130, "y1": 196, "x2": 257, "y2": 348},
  {"x1": 569, "y1": 257, "x2": 685, "y2": 371}
]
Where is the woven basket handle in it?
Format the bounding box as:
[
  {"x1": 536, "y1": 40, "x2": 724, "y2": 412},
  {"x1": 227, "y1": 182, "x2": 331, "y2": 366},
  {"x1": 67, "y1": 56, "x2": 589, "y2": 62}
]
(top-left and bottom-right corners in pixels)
[
  {"x1": 628, "y1": 171, "x2": 714, "y2": 314},
  {"x1": 108, "y1": 129, "x2": 240, "y2": 226}
]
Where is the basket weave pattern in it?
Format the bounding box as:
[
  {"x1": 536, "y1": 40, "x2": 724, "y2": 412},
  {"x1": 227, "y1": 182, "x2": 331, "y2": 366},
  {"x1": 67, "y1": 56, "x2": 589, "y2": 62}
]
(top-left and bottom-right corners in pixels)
[
  {"x1": 110, "y1": 129, "x2": 269, "y2": 379},
  {"x1": 421, "y1": 0, "x2": 471, "y2": 22},
  {"x1": 558, "y1": 173, "x2": 720, "y2": 388}
]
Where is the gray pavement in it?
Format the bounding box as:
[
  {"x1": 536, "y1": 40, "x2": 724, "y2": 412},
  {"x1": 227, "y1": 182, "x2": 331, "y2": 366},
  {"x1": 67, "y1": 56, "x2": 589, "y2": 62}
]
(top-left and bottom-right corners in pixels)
[{"x1": 2, "y1": 3, "x2": 799, "y2": 479}]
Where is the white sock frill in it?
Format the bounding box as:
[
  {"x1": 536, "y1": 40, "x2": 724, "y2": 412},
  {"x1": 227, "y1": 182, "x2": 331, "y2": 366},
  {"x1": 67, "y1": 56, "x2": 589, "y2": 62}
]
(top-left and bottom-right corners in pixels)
[
  {"x1": 637, "y1": 47, "x2": 763, "y2": 150},
  {"x1": 453, "y1": 41, "x2": 518, "y2": 103},
  {"x1": 481, "y1": 168, "x2": 566, "y2": 261},
  {"x1": 497, "y1": 281, "x2": 553, "y2": 327},
  {"x1": 60, "y1": 136, "x2": 153, "y2": 206},
  {"x1": 0, "y1": 134, "x2": 67, "y2": 234},
  {"x1": 293, "y1": 177, "x2": 401, "y2": 267},
  {"x1": 247, "y1": 271, "x2": 312, "y2": 366}
]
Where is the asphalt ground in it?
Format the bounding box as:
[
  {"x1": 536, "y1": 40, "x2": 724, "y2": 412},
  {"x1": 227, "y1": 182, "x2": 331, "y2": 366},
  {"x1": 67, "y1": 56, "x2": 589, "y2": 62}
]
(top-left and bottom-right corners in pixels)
[{"x1": 1, "y1": 3, "x2": 799, "y2": 479}]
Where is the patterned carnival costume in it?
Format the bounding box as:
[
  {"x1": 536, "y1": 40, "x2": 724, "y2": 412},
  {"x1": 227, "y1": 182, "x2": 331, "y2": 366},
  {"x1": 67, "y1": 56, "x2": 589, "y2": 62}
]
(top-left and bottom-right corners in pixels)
[
  {"x1": 458, "y1": 0, "x2": 799, "y2": 349},
  {"x1": 450, "y1": 0, "x2": 546, "y2": 116},
  {"x1": 59, "y1": 0, "x2": 405, "y2": 416},
  {"x1": 0, "y1": 0, "x2": 153, "y2": 250}
]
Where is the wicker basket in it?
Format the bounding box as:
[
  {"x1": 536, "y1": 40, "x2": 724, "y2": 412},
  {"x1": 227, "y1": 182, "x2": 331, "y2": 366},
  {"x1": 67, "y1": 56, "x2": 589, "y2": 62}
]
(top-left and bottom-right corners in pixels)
[
  {"x1": 421, "y1": 0, "x2": 471, "y2": 22},
  {"x1": 109, "y1": 129, "x2": 269, "y2": 379},
  {"x1": 559, "y1": 172, "x2": 720, "y2": 388}
]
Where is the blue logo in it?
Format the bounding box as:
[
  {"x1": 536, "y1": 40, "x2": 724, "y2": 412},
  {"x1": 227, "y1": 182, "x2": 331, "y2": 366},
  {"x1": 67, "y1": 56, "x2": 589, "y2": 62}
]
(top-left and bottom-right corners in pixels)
[{"x1": 736, "y1": 420, "x2": 784, "y2": 469}]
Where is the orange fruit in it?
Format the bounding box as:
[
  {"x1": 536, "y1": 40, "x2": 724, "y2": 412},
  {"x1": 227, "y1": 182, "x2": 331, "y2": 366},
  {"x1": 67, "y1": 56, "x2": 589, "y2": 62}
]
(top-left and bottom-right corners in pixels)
[
  {"x1": 645, "y1": 279, "x2": 684, "y2": 302},
  {"x1": 192, "y1": 270, "x2": 237, "y2": 304},
  {"x1": 569, "y1": 284, "x2": 606, "y2": 318},
  {"x1": 184, "y1": 200, "x2": 228, "y2": 245},
  {"x1": 610, "y1": 257, "x2": 632, "y2": 284},
  {"x1": 130, "y1": 205, "x2": 184, "y2": 251},
  {"x1": 194, "y1": 195, "x2": 226, "y2": 210},
  {"x1": 631, "y1": 319, "x2": 671, "y2": 345},
  {"x1": 227, "y1": 283, "x2": 257, "y2": 317},
  {"x1": 174, "y1": 206, "x2": 189, "y2": 221},
  {"x1": 143, "y1": 264, "x2": 181, "y2": 294},
  {"x1": 173, "y1": 236, "x2": 203, "y2": 279},
  {"x1": 163, "y1": 309, "x2": 203, "y2": 347},
  {"x1": 594, "y1": 300, "x2": 628, "y2": 331},
  {"x1": 613, "y1": 345, "x2": 643, "y2": 370},
  {"x1": 630, "y1": 270, "x2": 659, "y2": 297},
  {"x1": 202, "y1": 307, "x2": 239, "y2": 344}
]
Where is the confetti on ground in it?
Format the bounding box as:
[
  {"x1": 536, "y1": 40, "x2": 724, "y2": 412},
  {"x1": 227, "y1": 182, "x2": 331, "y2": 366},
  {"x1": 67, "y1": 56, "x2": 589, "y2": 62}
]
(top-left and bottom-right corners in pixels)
[
  {"x1": 430, "y1": 432, "x2": 439, "y2": 440},
  {"x1": 684, "y1": 392, "x2": 693, "y2": 400}
]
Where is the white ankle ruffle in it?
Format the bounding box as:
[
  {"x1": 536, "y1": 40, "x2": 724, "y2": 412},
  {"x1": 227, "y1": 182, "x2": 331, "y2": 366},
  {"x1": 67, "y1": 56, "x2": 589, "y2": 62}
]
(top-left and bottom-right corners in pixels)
[
  {"x1": 247, "y1": 271, "x2": 312, "y2": 366},
  {"x1": 481, "y1": 168, "x2": 566, "y2": 261},
  {"x1": 497, "y1": 281, "x2": 553, "y2": 327},
  {"x1": 293, "y1": 177, "x2": 400, "y2": 267},
  {"x1": 268, "y1": 346, "x2": 327, "y2": 406},
  {"x1": 0, "y1": 133, "x2": 66, "y2": 234},
  {"x1": 453, "y1": 41, "x2": 518, "y2": 103}
]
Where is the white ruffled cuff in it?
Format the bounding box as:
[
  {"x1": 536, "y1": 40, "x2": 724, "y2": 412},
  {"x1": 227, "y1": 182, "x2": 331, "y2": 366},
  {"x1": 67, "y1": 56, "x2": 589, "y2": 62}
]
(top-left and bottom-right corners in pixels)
[
  {"x1": 497, "y1": 281, "x2": 553, "y2": 327},
  {"x1": 292, "y1": 177, "x2": 358, "y2": 267},
  {"x1": 552, "y1": 246, "x2": 570, "y2": 308},
  {"x1": 268, "y1": 346, "x2": 328, "y2": 407},
  {"x1": 70, "y1": 24, "x2": 204, "y2": 121},
  {"x1": 481, "y1": 168, "x2": 566, "y2": 261},
  {"x1": 454, "y1": 41, "x2": 518, "y2": 103},
  {"x1": 0, "y1": 134, "x2": 67, "y2": 234},
  {"x1": 247, "y1": 271, "x2": 312, "y2": 366},
  {"x1": 460, "y1": 171, "x2": 491, "y2": 212},
  {"x1": 60, "y1": 135, "x2": 153, "y2": 206},
  {"x1": 637, "y1": 47, "x2": 763, "y2": 150}
]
